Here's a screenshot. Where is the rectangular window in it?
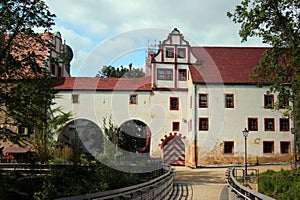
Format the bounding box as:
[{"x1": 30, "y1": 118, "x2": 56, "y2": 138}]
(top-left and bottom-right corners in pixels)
[
  {"x1": 225, "y1": 94, "x2": 234, "y2": 108},
  {"x1": 199, "y1": 118, "x2": 209, "y2": 131},
  {"x1": 280, "y1": 141, "x2": 290, "y2": 154},
  {"x1": 280, "y1": 118, "x2": 289, "y2": 131},
  {"x1": 166, "y1": 47, "x2": 174, "y2": 58},
  {"x1": 72, "y1": 94, "x2": 79, "y2": 104},
  {"x1": 129, "y1": 94, "x2": 138, "y2": 105},
  {"x1": 224, "y1": 141, "x2": 234, "y2": 154},
  {"x1": 263, "y1": 141, "x2": 274, "y2": 154},
  {"x1": 172, "y1": 122, "x2": 180, "y2": 131},
  {"x1": 279, "y1": 98, "x2": 289, "y2": 109},
  {"x1": 178, "y1": 69, "x2": 187, "y2": 81},
  {"x1": 264, "y1": 118, "x2": 275, "y2": 131},
  {"x1": 170, "y1": 97, "x2": 179, "y2": 110},
  {"x1": 199, "y1": 94, "x2": 208, "y2": 108},
  {"x1": 157, "y1": 69, "x2": 165, "y2": 80},
  {"x1": 178, "y1": 48, "x2": 186, "y2": 58},
  {"x1": 157, "y1": 69, "x2": 173, "y2": 80},
  {"x1": 264, "y1": 94, "x2": 274, "y2": 109},
  {"x1": 248, "y1": 118, "x2": 258, "y2": 131},
  {"x1": 166, "y1": 69, "x2": 173, "y2": 80}
]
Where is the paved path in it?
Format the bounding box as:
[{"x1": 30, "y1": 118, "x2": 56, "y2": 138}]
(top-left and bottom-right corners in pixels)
[
  {"x1": 172, "y1": 167, "x2": 228, "y2": 200},
  {"x1": 171, "y1": 164, "x2": 291, "y2": 200}
]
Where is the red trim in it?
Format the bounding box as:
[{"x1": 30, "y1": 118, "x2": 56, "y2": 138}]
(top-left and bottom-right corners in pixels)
[
  {"x1": 263, "y1": 141, "x2": 274, "y2": 154},
  {"x1": 248, "y1": 118, "x2": 258, "y2": 131},
  {"x1": 166, "y1": 47, "x2": 174, "y2": 58},
  {"x1": 279, "y1": 118, "x2": 290, "y2": 131},
  {"x1": 264, "y1": 118, "x2": 275, "y2": 131},
  {"x1": 177, "y1": 48, "x2": 186, "y2": 59},
  {"x1": 159, "y1": 132, "x2": 186, "y2": 148},
  {"x1": 264, "y1": 94, "x2": 274, "y2": 109},
  {"x1": 139, "y1": 126, "x2": 151, "y2": 153},
  {"x1": 280, "y1": 141, "x2": 290, "y2": 154}
]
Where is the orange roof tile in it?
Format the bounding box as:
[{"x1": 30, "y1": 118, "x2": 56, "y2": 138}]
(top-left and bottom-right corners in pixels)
[
  {"x1": 190, "y1": 47, "x2": 269, "y2": 84},
  {"x1": 52, "y1": 76, "x2": 152, "y2": 91}
]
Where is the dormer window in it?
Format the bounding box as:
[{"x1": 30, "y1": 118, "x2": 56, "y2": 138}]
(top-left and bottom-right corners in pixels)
[
  {"x1": 178, "y1": 48, "x2": 186, "y2": 58},
  {"x1": 166, "y1": 48, "x2": 174, "y2": 58},
  {"x1": 157, "y1": 69, "x2": 173, "y2": 80}
]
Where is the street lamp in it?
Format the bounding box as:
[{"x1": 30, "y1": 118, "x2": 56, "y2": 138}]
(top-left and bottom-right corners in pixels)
[{"x1": 242, "y1": 128, "x2": 249, "y2": 185}]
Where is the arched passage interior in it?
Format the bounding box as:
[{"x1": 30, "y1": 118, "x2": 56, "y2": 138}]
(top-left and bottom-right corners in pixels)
[{"x1": 118, "y1": 120, "x2": 151, "y2": 154}]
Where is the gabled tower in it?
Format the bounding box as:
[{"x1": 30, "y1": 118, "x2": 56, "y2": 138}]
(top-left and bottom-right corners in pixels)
[{"x1": 148, "y1": 28, "x2": 198, "y2": 89}]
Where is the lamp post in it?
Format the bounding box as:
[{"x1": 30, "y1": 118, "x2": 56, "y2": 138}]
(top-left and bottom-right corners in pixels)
[{"x1": 242, "y1": 128, "x2": 249, "y2": 185}]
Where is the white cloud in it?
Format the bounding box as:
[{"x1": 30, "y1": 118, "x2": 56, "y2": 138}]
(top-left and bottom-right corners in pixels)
[{"x1": 45, "y1": 0, "x2": 265, "y2": 77}]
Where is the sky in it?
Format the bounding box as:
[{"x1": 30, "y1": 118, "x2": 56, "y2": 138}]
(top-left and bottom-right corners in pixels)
[{"x1": 45, "y1": 0, "x2": 266, "y2": 77}]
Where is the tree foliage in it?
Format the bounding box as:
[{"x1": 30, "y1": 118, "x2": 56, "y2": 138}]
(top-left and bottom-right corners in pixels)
[
  {"x1": 96, "y1": 63, "x2": 145, "y2": 78},
  {"x1": 0, "y1": 0, "x2": 71, "y2": 162},
  {"x1": 228, "y1": 0, "x2": 300, "y2": 150}
]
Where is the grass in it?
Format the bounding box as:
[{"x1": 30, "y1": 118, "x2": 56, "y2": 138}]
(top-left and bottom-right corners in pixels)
[{"x1": 259, "y1": 168, "x2": 300, "y2": 200}]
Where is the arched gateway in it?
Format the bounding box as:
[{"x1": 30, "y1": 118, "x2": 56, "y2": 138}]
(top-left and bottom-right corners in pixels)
[{"x1": 160, "y1": 133, "x2": 186, "y2": 165}]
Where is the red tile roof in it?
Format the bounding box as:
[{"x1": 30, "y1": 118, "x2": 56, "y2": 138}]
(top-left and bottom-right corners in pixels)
[
  {"x1": 190, "y1": 47, "x2": 269, "y2": 84},
  {"x1": 52, "y1": 76, "x2": 152, "y2": 91},
  {"x1": 4, "y1": 147, "x2": 32, "y2": 153}
]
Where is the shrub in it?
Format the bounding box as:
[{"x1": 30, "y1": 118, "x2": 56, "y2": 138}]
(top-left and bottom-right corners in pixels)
[{"x1": 259, "y1": 168, "x2": 300, "y2": 199}]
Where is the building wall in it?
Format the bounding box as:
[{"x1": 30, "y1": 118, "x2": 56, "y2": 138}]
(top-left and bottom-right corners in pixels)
[{"x1": 195, "y1": 84, "x2": 294, "y2": 165}]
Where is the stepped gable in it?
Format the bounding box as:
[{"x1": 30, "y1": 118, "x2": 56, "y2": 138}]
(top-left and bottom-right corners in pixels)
[
  {"x1": 189, "y1": 46, "x2": 269, "y2": 84},
  {"x1": 52, "y1": 76, "x2": 152, "y2": 91}
]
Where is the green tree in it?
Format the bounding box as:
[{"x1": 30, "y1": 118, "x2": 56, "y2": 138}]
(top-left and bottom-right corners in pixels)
[
  {"x1": 228, "y1": 0, "x2": 300, "y2": 153},
  {"x1": 0, "y1": 0, "x2": 71, "y2": 163},
  {"x1": 96, "y1": 63, "x2": 145, "y2": 78}
]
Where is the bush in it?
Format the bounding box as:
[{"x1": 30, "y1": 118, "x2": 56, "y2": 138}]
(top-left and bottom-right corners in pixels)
[
  {"x1": 259, "y1": 168, "x2": 300, "y2": 199},
  {"x1": 0, "y1": 163, "x2": 147, "y2": 200}
]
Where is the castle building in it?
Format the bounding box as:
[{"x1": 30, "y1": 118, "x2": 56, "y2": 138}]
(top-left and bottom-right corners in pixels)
[{"x1": 53, "y1": 28, "x2": 294, "y2": 167}]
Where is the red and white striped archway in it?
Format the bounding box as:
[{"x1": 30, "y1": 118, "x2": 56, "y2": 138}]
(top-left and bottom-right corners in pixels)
[{"x1": 159, "y1": 133, "x2": 186, "y2": 166}]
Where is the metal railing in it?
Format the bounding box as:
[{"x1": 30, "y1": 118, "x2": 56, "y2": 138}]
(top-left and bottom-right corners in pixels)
[
  {"x1": 56, "y1": 168, "x2": 174, "y2": 200},
  {"x1": 226, "y1": 168, "x2": 275, "y2": 200},
  {"x1": 0, "y1": 163, "x2": 51, "y2": 175}
]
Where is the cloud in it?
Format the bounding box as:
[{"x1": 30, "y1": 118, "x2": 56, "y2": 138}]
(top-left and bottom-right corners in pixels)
[{"x1": 45, "y1": 0, "x2": 266, "y2": 77}]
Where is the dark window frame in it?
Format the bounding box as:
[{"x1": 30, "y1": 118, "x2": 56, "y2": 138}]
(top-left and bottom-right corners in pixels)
[
  {"x1": 199, "y1": 118, "x2": 209, "y2": 131},
  {"x1": 224, "y1": 141, "x2": 234, "y2": 154},
  {"x1": 280, "y1": 118, "x2": 290, "y2": 131},
  {"x1": 225, "y1": 94, "x2": 234, "y2": 108},
  {"x1": 166, "y1": 47, "x2": 174, "y2": 58},
  {"x1": 172, "y1": 122, "x2": 180, "y2": 131},
  {"x1": 157, "y1": 69, "x2": 173, "y2": 81},
  {"x1": 199, "y1": 94, "x2": 208, "y2": 108},
  {"x1": 280, "y1": 141, "x2": 290, "y2": 154},
  {"x1": 129, "y1": 94, "x2": 138, "y2": 105},
  {"x1": 263, "y1": 141, "x2": 274, "y2": 154},
  {"x1": 72, "y1": 94, "x2": 79, "y2": 104},
  {"x1": 170, "y1": 97, "x2": 179, "y2": 110},
  {"x1": 178, "y1": 69, "x2": 187, "y2": 81},
  {"x1": 264, "y1": 118, "x2": 275, "y2": 131},
  {"x1": 264, "y1": 94, "x2": 274, "y2": 109},
  {"x1": 248, "y1": 118, "x2": 258, "y2": 131},
  {"x1": 177, "y1": 48, "x2": 186, "y2": 58}
]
